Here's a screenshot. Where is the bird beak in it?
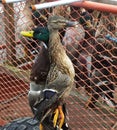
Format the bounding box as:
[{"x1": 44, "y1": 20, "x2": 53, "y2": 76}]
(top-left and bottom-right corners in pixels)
[
  {"x1": 65, "y1": 20, "x2": 78, "y2": 27},
  {"x1": 20, "y1": 31, "x2": 34, "y2": 38}
]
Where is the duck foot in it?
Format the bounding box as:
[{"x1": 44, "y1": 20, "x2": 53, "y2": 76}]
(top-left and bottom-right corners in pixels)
[
  {"x1": 39, "y1": 124, "x2": 44, "y2": 130},
  {"x1": 53, "y1": 106, "x2": 65, "y2": 129}
]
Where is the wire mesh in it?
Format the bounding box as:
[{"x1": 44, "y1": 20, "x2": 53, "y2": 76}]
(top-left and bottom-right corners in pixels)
[{"x1": 0, "y1": 0, "x2": 117, "y2": 129}]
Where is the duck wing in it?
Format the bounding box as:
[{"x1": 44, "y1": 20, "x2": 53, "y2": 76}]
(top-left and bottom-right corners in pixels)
[
  {"x1": 46, "y1": 68, "x2": 72, "y2": 95},
  {"x1": 33, "y1": 71, "x2": 71, "y2": 122}
]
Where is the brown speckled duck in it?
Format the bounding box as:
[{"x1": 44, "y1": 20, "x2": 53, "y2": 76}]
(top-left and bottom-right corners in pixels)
[
  {"x1": 32, "y1": 15, "x2": 77, "y2": 129},
  {"x1": 46, "y1": 15, "x2": 76, "y2": 97}
]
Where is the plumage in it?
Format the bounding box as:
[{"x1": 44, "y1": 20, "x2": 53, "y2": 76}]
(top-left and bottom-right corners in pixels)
[
  {"x1": 45, "y1": 15, "x2": 75, "y2": 95},
  {"x1": 21, "y1": 11, "x2": 93, "y2": 106},
  {"x1": 34, "y1": 15, "x2": 76, "y2": 122},
  {"x1": 21, "y1": 15, "x2": 77, "y2": 129},
  {"x1": 21, "y1": 10, "x2": 94, "y2": 94},
  {"x1": 21, "y1": 27, "x2": 50, "y2": 114}
]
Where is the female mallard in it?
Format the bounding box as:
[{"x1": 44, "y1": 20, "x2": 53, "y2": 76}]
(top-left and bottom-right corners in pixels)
[
  {"x1": 46, "y1": 15, "x2": 76, "y2": 93},
  {"x1": 44, "y1": 15, "x2": 77, "y2": 129},
  {"x1": 40, "y1": 15, "x2": 76, "y2": 129}
]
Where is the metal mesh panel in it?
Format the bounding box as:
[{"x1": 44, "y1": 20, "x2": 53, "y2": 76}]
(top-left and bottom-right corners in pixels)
[{"x1": 0, "y1": 1, "x2": 117, "y2": 129}]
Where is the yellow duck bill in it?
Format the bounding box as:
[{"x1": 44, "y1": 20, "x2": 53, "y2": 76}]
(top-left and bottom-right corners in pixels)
[{"x1": 20, "y1": 31, "x2": 34, "y2": 37}]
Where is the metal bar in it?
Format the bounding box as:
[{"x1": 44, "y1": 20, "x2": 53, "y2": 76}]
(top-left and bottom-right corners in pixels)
[
  {"x1": 45, "y1": 0, "x2": 117, "y2": 14},
  {"x1": 0, "y1": 0, "x2": 25, "y2": 4},
  {"x1": 90, "y1": 0, "x2": 117, "y2": 5},
  {"x1": 71, "y1": 1, "x2": 117, "y2": 14},
  {"x1": 31, "y1": 0, "x2": 83, "y2": 10}
]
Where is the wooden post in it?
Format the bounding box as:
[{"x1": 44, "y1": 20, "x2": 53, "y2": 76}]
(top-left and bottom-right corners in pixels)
[{"x1": 4, "y1": 3, "x2": 16, "y2": 66}]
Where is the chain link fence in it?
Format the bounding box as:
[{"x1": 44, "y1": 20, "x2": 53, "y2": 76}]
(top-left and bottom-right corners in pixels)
[{"x1": 0, "y1": 0, "x2": 117, "y2": 129}]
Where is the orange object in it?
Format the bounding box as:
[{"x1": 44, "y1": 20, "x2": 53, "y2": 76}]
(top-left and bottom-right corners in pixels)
[
  {"x1": 47, "y1": 0, "x2": 117, "y2": 14},
  {"x1": 58, "y1": 105, "x2": 65, "y2": 129},
  {"x1": 71, "y1": 1, "x2": 117, "y2": 14}
]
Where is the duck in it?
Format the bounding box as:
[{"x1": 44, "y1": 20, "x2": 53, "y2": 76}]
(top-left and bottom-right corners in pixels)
[
  {"x1": 46, "y1": 15, "x2": 76, "y2": 96},
  {"x1": 41, "y1": 15, "x2": 76, "y2": 129},
  {"x1": 39, "y1": 15, "x2": 76, "y2": 129},
  {"x1": 21, "y1": 15, "x2": 77, "y2": 129},
  {"x1": 21, "y1": 28, "x2": 70, "y2": 130},
  {"x1": 21, "y1": 27, "x2": 70, "y2": 130}
]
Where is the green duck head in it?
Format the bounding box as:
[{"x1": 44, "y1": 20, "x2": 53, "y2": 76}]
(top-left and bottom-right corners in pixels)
[{"x1": 21, "y1": 27, "x2": 49, "y2": 46}]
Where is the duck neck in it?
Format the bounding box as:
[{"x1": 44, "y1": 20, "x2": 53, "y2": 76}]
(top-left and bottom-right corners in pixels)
[{"x1": 48, "y1": 29, "x2": 65, "y2": 63}]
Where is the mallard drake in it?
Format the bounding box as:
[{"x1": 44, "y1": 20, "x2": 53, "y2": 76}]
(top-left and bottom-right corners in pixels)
[
  {"x1": 21, "y1": 27, "x2": 70, "y2": 130},
  {"x1": 21, "y1": 26, "x2": 50, "y2": 83},
  {"x1": 21, "y1": 27, "x2": 50, "y2": 112}
]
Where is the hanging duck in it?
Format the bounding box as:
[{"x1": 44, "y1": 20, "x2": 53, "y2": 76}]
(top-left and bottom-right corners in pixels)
[
  {"x1": 21, "y1": 27, "x2": 70, "y2": 130},
  {"x1": 21, "y1": 27, "x2": 71, "y2": 130}
]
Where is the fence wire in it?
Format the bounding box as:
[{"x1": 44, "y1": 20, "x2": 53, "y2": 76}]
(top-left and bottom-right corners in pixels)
[{"x1": 0, "y1": 0, "x2": 117, "y2": 129}]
